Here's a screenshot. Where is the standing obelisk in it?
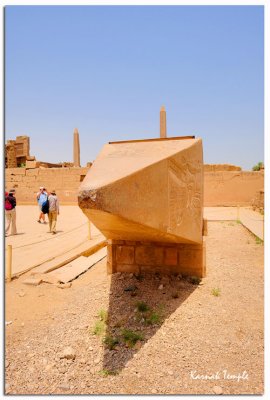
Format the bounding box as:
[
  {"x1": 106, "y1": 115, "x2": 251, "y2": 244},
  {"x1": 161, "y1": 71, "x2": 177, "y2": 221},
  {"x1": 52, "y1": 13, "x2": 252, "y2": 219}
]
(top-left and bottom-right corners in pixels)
[
  {"x1": 73, "y1": 128, "x2": 81, "y2": 167},
  {"x1": 160, "y1": 105, "x2": 167, "y2": 138}
]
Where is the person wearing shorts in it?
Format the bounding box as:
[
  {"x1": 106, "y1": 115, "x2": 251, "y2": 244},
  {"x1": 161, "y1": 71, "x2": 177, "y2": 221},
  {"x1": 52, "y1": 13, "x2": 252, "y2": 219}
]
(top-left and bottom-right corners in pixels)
[{"x1": 36, "y1": 186, "x2": 48, "y2": 223}]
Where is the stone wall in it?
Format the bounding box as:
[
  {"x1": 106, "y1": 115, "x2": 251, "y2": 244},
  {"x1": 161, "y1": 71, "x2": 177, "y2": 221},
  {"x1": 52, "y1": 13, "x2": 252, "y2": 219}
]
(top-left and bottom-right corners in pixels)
[
  {"x1": 107, "y1": 239, "x2": 206, "y2": 278},
  {"x1": 5, "y1": 167, "x2": 89, "y2": 204},
  {"x1": 204, "y1": 164, "x2": 241, "y2": 172},
  {"x1": 5, "y1": 167, "x2": 264, "y2": 206},
  {"x1": 204, "y1": 170, "x2": 264, "y2": 206}
]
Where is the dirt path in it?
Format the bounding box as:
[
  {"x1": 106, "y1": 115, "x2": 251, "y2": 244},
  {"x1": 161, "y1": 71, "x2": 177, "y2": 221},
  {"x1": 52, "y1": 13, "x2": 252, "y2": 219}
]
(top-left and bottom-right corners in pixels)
[{"x1": 5, "y1": 221, "x2": 264, "y2": 395}]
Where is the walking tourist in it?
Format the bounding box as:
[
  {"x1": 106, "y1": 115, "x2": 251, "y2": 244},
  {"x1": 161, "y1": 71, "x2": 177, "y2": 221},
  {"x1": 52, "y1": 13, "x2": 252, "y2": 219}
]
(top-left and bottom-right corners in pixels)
[
  {"x1": 36, "y1": 186, "x2": 48, "y2": 223},
  {"x1": 48, "y1": 189, "x2": 60, "y2": 234},
  {"x1": 5, "y1": 189, "x2": 17, "y2": 236}
]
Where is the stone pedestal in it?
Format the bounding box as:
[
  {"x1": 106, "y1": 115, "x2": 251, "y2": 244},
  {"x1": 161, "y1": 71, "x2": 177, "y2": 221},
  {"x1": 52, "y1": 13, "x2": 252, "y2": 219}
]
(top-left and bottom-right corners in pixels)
[{"x1": 107, "y1": 239, "x2": 206, "y2": 278}]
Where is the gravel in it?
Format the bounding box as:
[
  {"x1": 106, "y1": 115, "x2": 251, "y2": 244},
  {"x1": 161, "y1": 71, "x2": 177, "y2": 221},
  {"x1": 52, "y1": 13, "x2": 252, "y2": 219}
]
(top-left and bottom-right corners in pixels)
[{"x1": 5, "y1": 222, "x2": 264, "y2": 395}]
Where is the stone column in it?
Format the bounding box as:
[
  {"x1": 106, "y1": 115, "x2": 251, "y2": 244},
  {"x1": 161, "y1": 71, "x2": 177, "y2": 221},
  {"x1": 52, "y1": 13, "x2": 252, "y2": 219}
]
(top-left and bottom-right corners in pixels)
[
  {"x1": 160, "y1": 105, "x2": 167, "y2": 138},
  {"x1": 73, "y1": 128, "x2": 81, "y2": 167}
]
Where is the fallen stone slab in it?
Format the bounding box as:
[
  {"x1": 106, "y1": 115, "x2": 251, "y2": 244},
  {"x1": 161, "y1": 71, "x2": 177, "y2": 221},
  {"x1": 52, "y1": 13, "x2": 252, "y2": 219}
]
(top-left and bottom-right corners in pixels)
[
  {"x1": 23, "y1": 277, "x2": 42, "y2": 286},
  {"x1": 30, "y1": 237, "x2": 106, "y2": 276},
  {"x1": 44, "y1": 247, "x2": 107, "y2": 284}
]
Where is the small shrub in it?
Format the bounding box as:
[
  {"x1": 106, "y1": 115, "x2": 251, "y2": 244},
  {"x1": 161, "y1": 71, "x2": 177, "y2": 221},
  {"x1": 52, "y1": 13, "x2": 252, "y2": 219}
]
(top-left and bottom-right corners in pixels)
[
  {"x1": 92, "y1": 320, "x2": 106, "y2": 336},
  {"x1": 99, "y1": 369, "x2": 119, "y2": 376},
  {"x1": 189, "y1": 276, "x2": 201, "y2": 285},
  {"x1": 103, "y1": 335, "x2": 119, "y2": 350},
  {"x1": 145, "y1": 311, "x2": 162, "y2": 326},
  {"x1": 121, "y1": 329, "x2": 144, "y2": 347},
  {"x1": 211, "y1": 288, "x2": 221, "y2": 297},
  {"x1": 136, "y1": 301, "x2": 149, "y2": 312},
  {"x1": 98, "y1": 309, "x2": 108, "y2": 322},
  {"x1": 236, "y1": 219, "x2": 241, "y2": 224}
]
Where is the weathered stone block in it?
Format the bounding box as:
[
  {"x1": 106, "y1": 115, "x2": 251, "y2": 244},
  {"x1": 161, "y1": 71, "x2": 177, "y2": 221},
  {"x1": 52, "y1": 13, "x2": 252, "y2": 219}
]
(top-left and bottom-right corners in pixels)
[
  {"x1": 38, "y1": 169, "x2": 58, "y2": 176},
  {"x1": 177, "y1": 239, "x2": 206, "y2": 278},
  {"x1": 7, "y1": 175, "x2": 23, "y2": 182},
  {"x1": 6, "y1": 168, "x2": 26, "y2": 175},
  {"x1": 62, "y1": 175, "x2": 81, "y2": 182},
  {"x1": 22, "y1": 176, "x2": 36, "y2": 184},
  {"x1": 107, "y1": 261, "x2": 113, "y2": 274},
  {"x1": 68, "y1": 167, "x2": 90, "y2": 175},
  {"x1": 125, "y1": 241, "x2": 137, "y2": 245},
  {"x1": 26, "y1": 160, "x2": 40, "y2": 169},
  {"x1": 107, "y1": 244, "x2": 116, "y2": 264},
  {"x1": 26, "y1": 168, "x2": 39, "y2": 176},
  {"x1": 164, "y1": 247, "x2": 178, "y2": 266},
  {"x1": 116, "y1": 264, "x2": 140, "y2": 273},
  {"x1": 116, "y1": 246, "x2": 134, "y2": 264},
  {"x1": 135, "y1": 245, "x2": 163, "y2": 266}
]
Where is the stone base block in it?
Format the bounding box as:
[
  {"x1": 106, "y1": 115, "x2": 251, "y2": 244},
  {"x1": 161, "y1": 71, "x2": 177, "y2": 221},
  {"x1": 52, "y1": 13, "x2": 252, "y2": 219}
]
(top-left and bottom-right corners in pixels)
[{"x1": 107, "y1": 239, "x2": 206, "y2": 278}]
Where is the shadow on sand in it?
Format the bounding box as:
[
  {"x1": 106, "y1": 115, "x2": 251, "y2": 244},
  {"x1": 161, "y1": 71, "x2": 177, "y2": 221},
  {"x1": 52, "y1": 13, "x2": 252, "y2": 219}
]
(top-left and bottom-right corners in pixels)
[{"x1": 99, "y1": 272, "x2": 199, "y2": 374}]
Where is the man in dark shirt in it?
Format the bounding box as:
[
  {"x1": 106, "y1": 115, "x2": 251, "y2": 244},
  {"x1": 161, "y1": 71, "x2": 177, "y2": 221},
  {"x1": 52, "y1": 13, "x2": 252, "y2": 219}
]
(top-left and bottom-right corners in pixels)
[{"x1": 5, "y1": 190, "x2": 17, "y2": 235}]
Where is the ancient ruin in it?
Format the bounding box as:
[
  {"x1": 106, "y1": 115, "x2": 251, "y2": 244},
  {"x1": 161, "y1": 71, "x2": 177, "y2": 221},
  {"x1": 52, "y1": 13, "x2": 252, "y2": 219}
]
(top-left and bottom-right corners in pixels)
[
  {"x1": 78, "y1": 136, "x2": 206, "y2": 277},
  {"x1": 5, "y1": 136, "x2": 31, "y2": 168}
]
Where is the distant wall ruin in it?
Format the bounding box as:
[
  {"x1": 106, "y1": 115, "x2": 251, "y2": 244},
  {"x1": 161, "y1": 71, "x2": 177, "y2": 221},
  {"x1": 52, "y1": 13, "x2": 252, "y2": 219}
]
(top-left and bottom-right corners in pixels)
[
  {"x1": 204, "y1": 164, "x2": 242, "y2": 172},
  {"x1": 204, "y1": 170, "x2": 264, "y2": 206},
  {"x1": 5, "y1": 167, "x2": 89, "y2": 204},
  {"x1": 5, "y1": 166, "x2": 264, "y2": 206},
  {"x1": 5, "y1": 136, "x2": 30, "y2": 168}
]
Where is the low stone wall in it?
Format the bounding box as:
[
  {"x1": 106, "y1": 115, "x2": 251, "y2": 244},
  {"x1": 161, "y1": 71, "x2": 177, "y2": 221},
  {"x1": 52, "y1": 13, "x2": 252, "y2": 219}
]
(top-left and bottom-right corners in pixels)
[
  {"x1": 204, "y1": 170, "x2": 264, "y2": 206},
  {"x1": 5, "y1": 167, "x2": 89, "y2": 204},
  {"x1": 5, "y1": 167, "x2": 264, "y2": 206},
  {"x1": 204, "y1": 164, "x2": 242, "y2": 172},
  {"x1": 107, "y1": 239, "x2": 206, "y2": 278}
]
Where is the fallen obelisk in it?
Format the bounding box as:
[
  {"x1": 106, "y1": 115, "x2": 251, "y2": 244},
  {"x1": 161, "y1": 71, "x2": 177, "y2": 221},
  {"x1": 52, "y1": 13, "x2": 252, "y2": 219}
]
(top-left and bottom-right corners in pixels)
[{"x1": 78, "y1": 135, "x2": 206, "y2": 278}]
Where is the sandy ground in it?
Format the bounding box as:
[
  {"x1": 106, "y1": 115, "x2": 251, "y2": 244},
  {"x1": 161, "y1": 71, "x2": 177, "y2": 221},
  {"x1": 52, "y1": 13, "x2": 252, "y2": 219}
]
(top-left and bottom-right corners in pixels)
[
  {"x1": 5, "y1": 221, "x2": 264, "y2": 395},
  {"x1": 5, "y1": 206, "x2": 102, "y2": 276},
  {"x1": 204, "y1": 207, "x2": 264, "y2": 240}
]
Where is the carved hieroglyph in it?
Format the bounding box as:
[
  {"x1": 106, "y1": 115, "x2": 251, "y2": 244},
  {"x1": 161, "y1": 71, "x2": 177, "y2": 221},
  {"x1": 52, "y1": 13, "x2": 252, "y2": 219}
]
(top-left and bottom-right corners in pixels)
[{"x1": 78, "y1": 137, "x2": 203, "y2": 244}]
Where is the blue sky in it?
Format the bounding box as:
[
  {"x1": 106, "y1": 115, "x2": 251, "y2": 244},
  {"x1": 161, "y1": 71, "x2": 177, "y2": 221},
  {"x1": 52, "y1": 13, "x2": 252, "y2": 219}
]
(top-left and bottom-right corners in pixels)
[{"x1": 5, "y1": 5, "x2": 264, "y2": 170}]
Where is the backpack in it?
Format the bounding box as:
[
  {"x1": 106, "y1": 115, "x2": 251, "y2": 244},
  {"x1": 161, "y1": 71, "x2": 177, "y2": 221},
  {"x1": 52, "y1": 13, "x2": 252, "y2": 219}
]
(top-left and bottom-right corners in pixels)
[
  {"x1": 5, "y1": 198, "x2": 13, "y2": 211},
  {"x1": 41, "y1": 198, "x2": 49, "y2": 214}
]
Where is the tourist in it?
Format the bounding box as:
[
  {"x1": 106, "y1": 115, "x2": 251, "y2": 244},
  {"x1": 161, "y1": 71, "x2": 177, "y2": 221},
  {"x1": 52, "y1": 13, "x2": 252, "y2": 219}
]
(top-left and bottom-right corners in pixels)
[
  {"x1": 48, "y1": 189, "x2": 60, "y2": 234},
  {"x1": 5, "y1": 189, "x2": 17, "y2": 236},
  {"x1": 36, "y1": 186, "x2": 48, "y2": 223}
]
